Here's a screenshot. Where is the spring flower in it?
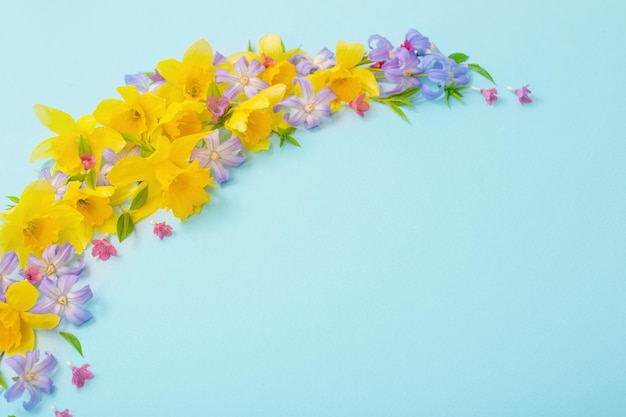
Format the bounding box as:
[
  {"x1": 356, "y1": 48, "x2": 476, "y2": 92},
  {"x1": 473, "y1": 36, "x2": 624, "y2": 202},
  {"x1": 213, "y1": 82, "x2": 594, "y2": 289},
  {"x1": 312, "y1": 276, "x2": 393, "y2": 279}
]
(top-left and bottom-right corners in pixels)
[
  {"x1": 107, "y1": 133, "x2": 215, "y2": 221},
  {"x1": 31, "y1": 275, "x2": 93, "y2": 326},
  {"x1": 215, "y1": 56, "x2": 269, "y2": 99},
  {"x1": 382, "y1": 48, "x2": 423, "y2": 93},
  {"x1": 53, "y1": 407, "x2": 73, "y2": 417},
  {"x1": 0, "y1": 179, "x2": 89, "y2": 264},
  {"x1": 479, "y1": 87, "x2": 498, "y2": 105},
  {"x1": 207, "y1": 95, "x2": 230, "y2": 123},
  {"x1": 256, "y1": 34, "x2": 298, "y2": 88},
  {"x1": 190, "y1": 130, "x2": 246, "y2": 184},
  {"x1": 403, "y1": 29, "x2": 432, "y2": 54},
  {"x1": 62, "y1": 181, "x2": 117, "y2": 235},
  {"x1": 290, "y1": 48, "x2": 336, "y2": 76},
  {"x1": 0, "y1": 251, "x2": 19, "y2": 301},
  {"x1": 153, "y1": 100, "x2": 210, "y2": 141},
  {"x1": 23, "y1": 266, "x2": 43, "y2": 286},
  {"x1": 368, "y1": 34, "x2": 395, "y2": 62},
  {"x1": 508, "y1": 84, "x2": 532, "y2": 104},
  {"x1": 94, "y1": 85, "x2": 166, "y2": 137},
  {"x1": 156, "y1": 38, "x2": 216, "y2": 103},
  {"x1": 80, "y1": 153, "x2": 96, "y2": 171},
  {"x1": 69, "y1": 363, "x2": 93, "y2": 388},
  {"x1": 274, "y1": 78, "x2": 336, "y2": 129},
  {"x1": 225, "y1": 83, "x2": 287, "y2": 152},
  {"x1": 0, "y1": 281, "x2": 60, "y2": 355},
  {"x1": 125, "y1": 71, "x2": 164, "y2": 94},
  {"x1": 24, "y1": 242, "x2": 84, "y2": 281},
  {"x1": 151, "y1": 221, "x2": 173, "y2": 240},
  {"x1": 4, "y1": 350, "x2": 57, "y2": 410},
  {"x1": 91, "y1": 236, "x2": 117, "y2": 261},
  {"x1": 349, "y1": 94, "x2": 370, "y2": 117},
  {"x1": 30, "y1": 104, "x2": 125, "y2": 177},
  {"x1": 39, "y1": 168, "x2": 69, "y2": 200},
  {"x1": 419, "y1": 54, "x2": 470, "y2": 100}
]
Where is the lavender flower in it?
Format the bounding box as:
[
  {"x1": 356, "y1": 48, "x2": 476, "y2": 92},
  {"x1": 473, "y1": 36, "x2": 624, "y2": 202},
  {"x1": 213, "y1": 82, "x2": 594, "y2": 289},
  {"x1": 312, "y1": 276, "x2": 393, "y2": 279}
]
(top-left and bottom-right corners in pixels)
[
  {"x1": 125, "y1": 70, "x2": 164, "y2": 93},
  {"x1": 4, "y1": 350, "x2": 57, "y2": 410},
  {"x1": 291, "y1": 48, "x2": 336, "y2": 75},
  {"x1": 31, "y1": 274, "x2": 93, "y2": 326},
  {"x1": 274, "y1": 78, "x2": 336, "y2": 129},
  {"x1": 39, "y1": 167, "x2": 69, "y2": 200},
  {"x1": 191, "y1": 130, "x2": 246, "y2": 184},
  {"x1": 0, "y1": 250, "x2": 18, "y2": 301},
  {"x1": 215, "y1": 56, "x2": 268, "y2": 99},
  {"x1": 420, "y1": 54, "x2": 470, "y2": 100},
  {"x1": 382, "y1": 48, "x2": 423, "y2": 93},
  {"x1": 25, "y1": 243, "x2": 84, "y2": 281},
  {"x1": 403, "y1": 29, "x2": 432, "y2": 54},
  {"x1": 368, "y1": 34, "x2": 395, "y2": 62}
]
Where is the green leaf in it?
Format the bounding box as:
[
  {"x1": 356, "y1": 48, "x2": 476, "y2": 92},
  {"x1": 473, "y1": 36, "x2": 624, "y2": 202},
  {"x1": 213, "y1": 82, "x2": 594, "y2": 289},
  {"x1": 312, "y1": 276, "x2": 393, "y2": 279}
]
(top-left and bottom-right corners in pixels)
[
  {"x1": 0, "y1": 371, "x2": 7, "y2": 390},
  {"x1": 78, "y1": 134, "x2": 92, "y2": 156},
  {"x1": 207, "y1": 81, "x2": 221, "y2": 98},
  {"x1": 6, "y1": 196, "x2": 19, "y2": 204},
  {"x1": 120, "y1": 132, "x2": 155, "y2": 156},
  {"x1": 387, "y1": 102, "x2": 410, "y2": 123},
  {"x1": 84, "y1": 169, "x2": 97, "y2": 190},
  {"x1": 468, "y1": 63, "x2": 495, "y2": 84},
  {"x1": 59, "y1": 331, "x2": 84, "y2": 357},
  {"x1": 247, "y1": 40, "x2": 254, "y2": 52},
  {"x1": 129, "y1": 185, "x2": 149, "y2": 210},
  {"x1": 116, "y1": 212, "x2": 134, "y2": 243},
  {"x1": 283, "y1": 135, "x2": 301, "y2": 148},
  {"x1": 449, "y1": 52, "x2": 469, "y2": 64}
]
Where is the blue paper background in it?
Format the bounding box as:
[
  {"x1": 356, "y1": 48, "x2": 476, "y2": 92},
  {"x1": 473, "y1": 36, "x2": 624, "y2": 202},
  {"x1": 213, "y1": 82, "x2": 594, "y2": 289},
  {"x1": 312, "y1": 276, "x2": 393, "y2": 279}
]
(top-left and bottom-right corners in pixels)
[{"x1": 1, "y1": 0, "x2": 625, "y2": 416}]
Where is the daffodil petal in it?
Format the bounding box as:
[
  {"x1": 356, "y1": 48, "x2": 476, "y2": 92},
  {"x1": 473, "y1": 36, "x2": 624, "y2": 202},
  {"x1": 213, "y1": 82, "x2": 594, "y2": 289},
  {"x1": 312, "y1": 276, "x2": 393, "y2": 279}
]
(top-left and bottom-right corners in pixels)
[
  {"x1": 33, "y1": 104, "x2": 76, "y2": 135},
  {"x1": 336, "y1": 41, "x2": 365, "y2": 69},
  {"x1": 6, "y1": 281, "x2": 39, "y2": 311}
]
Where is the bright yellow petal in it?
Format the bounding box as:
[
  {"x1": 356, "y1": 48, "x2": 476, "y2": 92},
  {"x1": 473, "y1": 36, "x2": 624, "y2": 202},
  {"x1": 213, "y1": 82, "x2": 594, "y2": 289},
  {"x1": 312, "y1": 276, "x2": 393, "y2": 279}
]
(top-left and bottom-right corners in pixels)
[
  {"x1": 183, "y1": 39, "x2": 214, "y2": 68},
  {"x1": 156, "y1": 58, "x2": 183, "y2": 86},
  {"x1": 258, "y1": 34, "x2": 284, "y2": 58},
  {"x1": 352, "y1": 68, "x2": 380, "y2": 97},
  {"x1": 21, "y1": 311, "x2": 60, "y2": 330},
  {"x1": 6, "y1": 281, "x2": 38, "y2": 311},
  {"x1": 33, "y1": 104, "x2": 76, "y2": 134},
  {"x1": 336, "y1": 41, "x2": 365, "y2": 69},
  {"x1": 117, "y1": 85, "x2": 140, "y2": 102}
]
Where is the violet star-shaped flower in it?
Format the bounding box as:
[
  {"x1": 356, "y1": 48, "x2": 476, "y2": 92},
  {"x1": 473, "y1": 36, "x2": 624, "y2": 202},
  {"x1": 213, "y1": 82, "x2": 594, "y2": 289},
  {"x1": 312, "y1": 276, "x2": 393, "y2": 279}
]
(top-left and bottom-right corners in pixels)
[
  {"x1": 290, "y1": 48, "x2": 336, "y2": 76},
  {"x1": 4, "y1": 350, "x2": 57, "y2": 411},
  {"x1": 274, "y1": 78, "x2": 336, "y2": 129},
  {"x1": 0, "y1": 250, "x2": 19, "y2": 301},
  {"x1": 124, "y1": 71, "x2": 164, "y2": 93},
  {"x1": 25, "y1": 242, "x2": 84, "y2": 281},
  {"x1": 215, "y1": 56, "x2": 268, "y2": 99},
  {"x1": 382, "y1": 48, "x2": 423, "y2": 93},
  {"x1": 39, "y1": 167, "x2": 69, "y2": 200},
  {"x1": 190, "y1": 130, "x2": 246, "y2": 184},
  {"x1": 31, "y1": 274, "x2": 93, "y2": 326}
]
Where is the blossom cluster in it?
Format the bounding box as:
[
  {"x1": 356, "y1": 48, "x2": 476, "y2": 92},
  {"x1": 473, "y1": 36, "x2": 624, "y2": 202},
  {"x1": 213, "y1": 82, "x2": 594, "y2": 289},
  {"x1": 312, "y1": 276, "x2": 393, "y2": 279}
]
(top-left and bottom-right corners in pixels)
[{"x1": 0, "y1": 29, "x2": 524, "y2": 413}]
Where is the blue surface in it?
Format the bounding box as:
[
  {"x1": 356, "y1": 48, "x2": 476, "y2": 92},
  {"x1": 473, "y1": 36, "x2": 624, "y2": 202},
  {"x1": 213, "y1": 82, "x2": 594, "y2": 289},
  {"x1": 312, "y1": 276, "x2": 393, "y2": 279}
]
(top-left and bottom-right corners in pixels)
[{"x1": 1, "y1": 0, "x2": 625, "y2": 416}]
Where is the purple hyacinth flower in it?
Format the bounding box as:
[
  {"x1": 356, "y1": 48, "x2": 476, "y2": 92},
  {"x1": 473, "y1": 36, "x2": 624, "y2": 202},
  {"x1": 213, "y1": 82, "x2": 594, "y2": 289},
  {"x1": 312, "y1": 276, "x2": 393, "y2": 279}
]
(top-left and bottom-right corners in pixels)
[
  {"x1": 4, "y1": 350, "x2": 57, "y2": 410},
  {"x1": 290, "y1": 48, "x2": 336, "y2": 76},
  {"x1": 39, "y1": 167, "x2": 69, "y2": 200},
  {"x1": 382, "y1": 48, "x2": 423, "y2": 94},
  {"x1": 215, "y1": 56, "x2": 269, "y2": 99},
  {"x1": 190, "y1": 130, "x2": 246, "y2": 184},
  {"x1": 0, "y1": 250, "x2": 19, "y2": 302},
  {"x1": 274, "y1": 78, "x2": 336, "y2": 129},
  {"x1": 368, "y1": 34, "x2": 395, "y2": 62},
  {"x1": 403, "y1": 29, "x2": 432, "y2": 54},
  {"x1": 125, "y1": 71, "x2": 164, "y2": 93},
  {"x1": 25, "y1": 243, "x2": 84, "y2": 281},
  {"x1": 31, "y1": 274, "x2": 93, "y2": 326}
]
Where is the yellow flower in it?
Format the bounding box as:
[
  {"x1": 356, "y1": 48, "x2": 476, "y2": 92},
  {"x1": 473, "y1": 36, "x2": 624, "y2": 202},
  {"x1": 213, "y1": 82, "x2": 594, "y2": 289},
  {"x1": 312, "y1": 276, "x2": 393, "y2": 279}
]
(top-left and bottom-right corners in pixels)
[
  {"x1": 156, "y1": 39, "x2": 216, "y2": 103},
  {"x1": 0, "y1": 281, "x2": 60, "y2": 355},
  {"x1": 93, "y1": 85, "x2": 166, "y2": 136},
  {"x1": 30, "y1": 105, "x2": 126, "y2": 176},
  {"x1": 107, "y1": 133, "x2": 215, "y2": 221},
  {"x1": 257, "y1": 34, "x2": 298, "y2": 88},
  {"x1": 154, "y1": 100, "x2": 211, "y2": 140},
  {"x1": 225, "y1": 84, "x2": 287, "y2": 152},
  {"x1": 309, "y1": 41, "x2": 380, "y2": 111},
  {"x1": 0, "y1": 179, "x2": 90, "y2": 265},
  {"x1": 62, "y1": 182, "x2": 117, "y2": 234}
]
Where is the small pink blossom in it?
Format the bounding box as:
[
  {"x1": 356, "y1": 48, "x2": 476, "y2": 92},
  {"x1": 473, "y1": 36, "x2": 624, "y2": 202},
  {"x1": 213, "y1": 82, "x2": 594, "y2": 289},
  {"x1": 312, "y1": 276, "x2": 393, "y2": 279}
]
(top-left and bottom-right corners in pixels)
[
  {"x1": 262, "y1": 53, "x2": 276, "y2": 68},
  {"x1": 70, "y1": 363, "x2": 94, "y2": 388},
  {"x1": 91, "y1": 237, "x2": 117, "y2": 261},
  {"x1": 206, "y1": 96, "x2": 230, "y2": 123},
  {"x1": 152, "y1": 221, "x2": 173, "y2": 240},
  {"x1": 55, "y1": 408, "x2": 73, "y2": 417},
  {"x1": 80, "y1": 153, "x2": 96, "y2": 170},
  {"x1": 23, "y1": 265, "x2": 43, "y2": 285},
  {"x1": 480, "y1": 87, "x2": 498, "y2": 105},
  {"x1": 349, "y1": 94, "x2": 370, "y2": 117},
  {"x1": 508, "y1": 84, "x2": 532, "y2": 105}
]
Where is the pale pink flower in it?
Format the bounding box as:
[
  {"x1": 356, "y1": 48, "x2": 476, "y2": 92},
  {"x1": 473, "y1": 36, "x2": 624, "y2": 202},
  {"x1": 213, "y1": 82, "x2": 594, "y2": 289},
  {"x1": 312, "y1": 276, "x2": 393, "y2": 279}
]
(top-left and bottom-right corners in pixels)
[
  {"x1": 152, "y1": 221, "x2": 173, "y2": 240},
  {"x1": 91, "y1": 237, "x2": 117, "y2": 261},
  {"x1": 70, "y1": 363, "x2": 94, "y2": 388}
]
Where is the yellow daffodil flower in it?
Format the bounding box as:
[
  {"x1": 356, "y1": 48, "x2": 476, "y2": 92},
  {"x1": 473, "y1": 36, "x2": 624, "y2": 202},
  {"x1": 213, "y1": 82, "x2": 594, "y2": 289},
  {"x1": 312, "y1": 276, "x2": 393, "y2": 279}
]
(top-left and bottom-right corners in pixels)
[
  {"x1": 0, "y1": 281, "x2": 60, "y2": 355},
  {"x1": 154, "y1": 100, "x2": 211, "y2": 141},
  {"x1": 107, "y1": 132, "x2": 215, "y2": 221},
  {"x1": 257, "y1": 34, "x2": 298, "y2": 88},
  {"x1": 156, "y1": 39, "x2": 216, "y2": 103},
  {"x1": 309, "y1": 41, "x2": 380, "y2": 111},
  {"x1": 225, "y1": 83, "x2": 287, "y2": 152},
  {"x1": 93, "y1": 85, "x2": 166, "y2": 137},
  {"x1": 30, "y1": 105, "x2": 126, "y2": 176},
  {"x1": 0, "y1": 179, "x2": 90, "y2": 265},
  {"x1": 62, "y1": 181, "x2": 117, "y2": 234}
]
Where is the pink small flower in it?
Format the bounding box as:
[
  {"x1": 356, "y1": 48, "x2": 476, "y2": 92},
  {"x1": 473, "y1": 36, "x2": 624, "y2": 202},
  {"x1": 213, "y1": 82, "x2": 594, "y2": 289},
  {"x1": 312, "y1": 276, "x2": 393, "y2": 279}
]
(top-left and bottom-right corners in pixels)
[
  {"x1": 70, "y1": 363, "x2": 94, "y2": 388},
  {"x1": 206, "y1": 96, "x2": 230, "y2": 124},
  {"x1": 91, "y1": 236, "x2": 117, "y2": 261},
  {"x1": 80, "y1": 153, "x2": 96, "y2": 170},
  {"x1": 55, "y1": 408, "x2": 73, "y2": 417},
  {"x1": 508, "y1": 84, "x2": 532, "y2": 105},
  {"x1": 152, "y1": 221, "x2": 173, "y2": 240},
  {"x1": 349, "y1": 94, "x2": 370, "y2": 117},
  {"x1": 262, "y1": 53, "x2": 276, "y2": 68},
  {"x1": 480, "y1": 87, "x2": 498, "y2": 105},
  {"x1": 24, "y1": 265, "x2": 43, "y2": 285}
]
